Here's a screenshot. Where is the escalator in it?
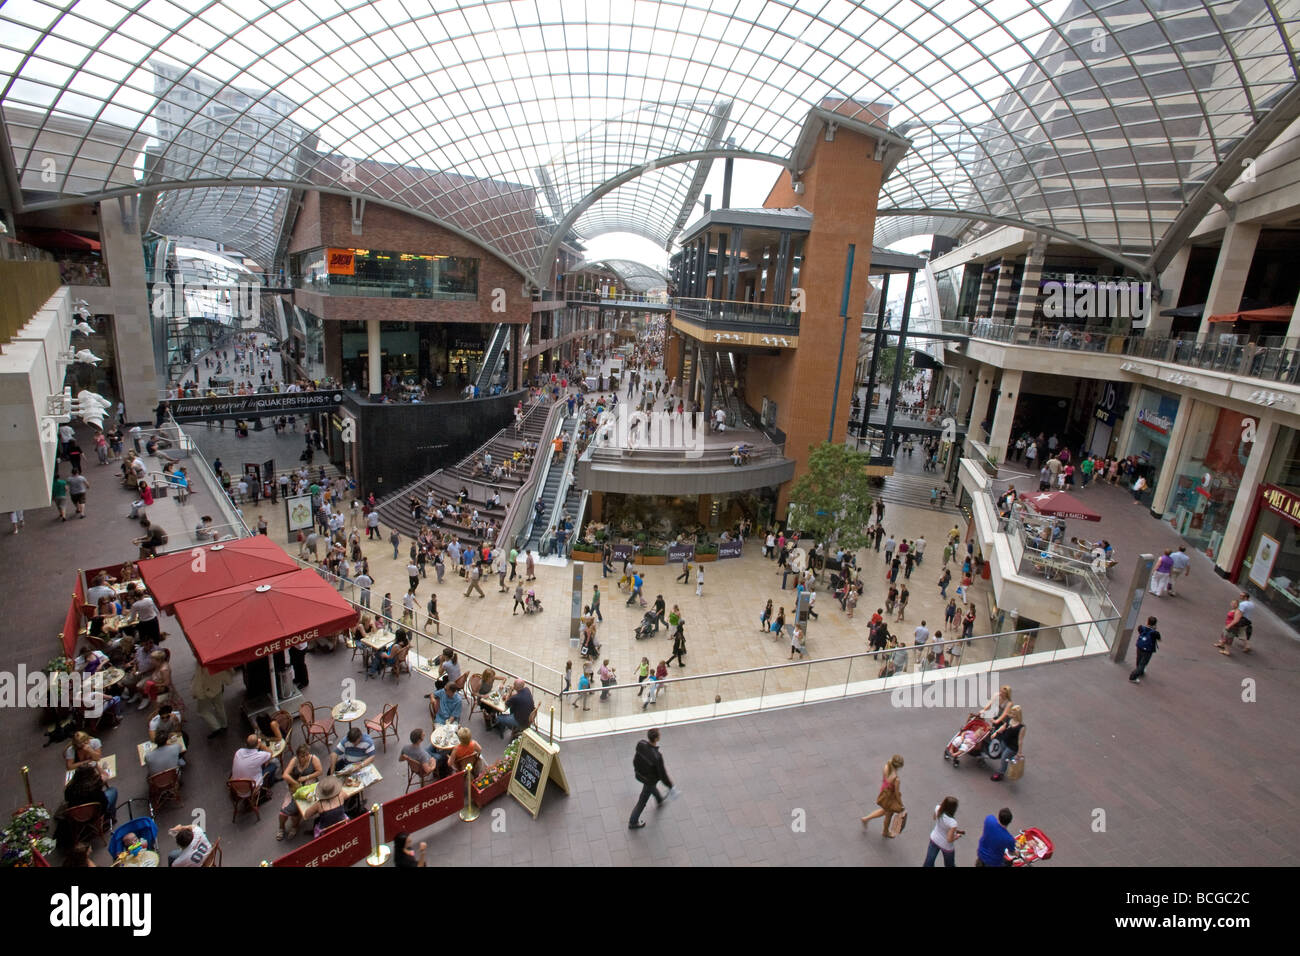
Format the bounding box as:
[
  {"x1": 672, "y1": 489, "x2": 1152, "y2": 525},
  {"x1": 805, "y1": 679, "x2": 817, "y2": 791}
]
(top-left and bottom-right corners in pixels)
[{"x1": 474, "y1": 323, "x2": 510, "y2": 394}]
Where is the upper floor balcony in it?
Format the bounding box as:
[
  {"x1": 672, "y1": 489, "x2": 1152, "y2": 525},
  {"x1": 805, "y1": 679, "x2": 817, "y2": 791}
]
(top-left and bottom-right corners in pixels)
[{"x1": 672, "y1": 296, "x2": 802, "y2": 337}]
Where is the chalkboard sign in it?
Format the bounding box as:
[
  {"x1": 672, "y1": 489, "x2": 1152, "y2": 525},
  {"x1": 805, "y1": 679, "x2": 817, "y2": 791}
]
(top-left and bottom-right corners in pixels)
[{"x1": 514, "y1": 750, "x2": 544, "y2": 796}]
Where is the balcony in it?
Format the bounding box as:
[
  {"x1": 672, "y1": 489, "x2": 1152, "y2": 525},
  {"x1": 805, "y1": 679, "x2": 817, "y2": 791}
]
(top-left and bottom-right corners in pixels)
[{"x1": 672, "y1": 297, "x2": 801, "y2": 337}]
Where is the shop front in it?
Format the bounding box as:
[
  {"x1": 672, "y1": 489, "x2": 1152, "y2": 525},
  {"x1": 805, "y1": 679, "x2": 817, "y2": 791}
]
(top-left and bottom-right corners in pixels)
[
  {"x1": 1124, "y1": 386, "x2": 1180, "y2": 497},
  {"x1": 1234, "y1": 426, "x2": 1300, "y2": 626},
  {"x1": 1085, "y1": 381, "x2": 1127, "y2": 458},
  {"x1": 1160, "y1": 403, "x2": 1253, "y2": 557}
]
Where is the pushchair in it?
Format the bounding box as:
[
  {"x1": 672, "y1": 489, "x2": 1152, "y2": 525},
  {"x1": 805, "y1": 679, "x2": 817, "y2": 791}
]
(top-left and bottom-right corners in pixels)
[
  {"x1": 109, "y1": 814, "x2": 159, "y2": 865},
  {"x1": 1004, "y1": 827, "x2": 1054, "y2": 866},
  {"x1": 523, "y1": 590, "x2": 543, "y2": 614},
  {"x1": 942, "y1": 713, "x2": 1005, "y2": 768},
  {"x1": 634, "y1": 612, "x2": 657, "y2": 640}
]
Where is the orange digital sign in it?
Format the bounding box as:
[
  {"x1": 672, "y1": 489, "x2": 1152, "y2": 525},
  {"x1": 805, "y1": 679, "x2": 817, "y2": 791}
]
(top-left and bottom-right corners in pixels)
[{"x1": 326, "y1": 248, "x2": 355, "y2": 275}]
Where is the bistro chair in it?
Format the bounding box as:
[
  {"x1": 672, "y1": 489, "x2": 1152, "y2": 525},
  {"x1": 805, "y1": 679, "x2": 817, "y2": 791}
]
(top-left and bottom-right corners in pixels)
[
  {"x1": 465, "y1": 674, "x2": 483, "y2": 719},
  {"x1": 298, "y1": 701, "x2": 337, "y2": 750},
  {"x1": 272, "y1": 709, "x2": 293, "y2": 741},
  {"x1": 401, "y1": 752, "x2": 434, "y2": 793},
  {"x1": 64, "y1": 802, "x2": 111, "y2": 847},
  {"x1": 147, "y1": 767, "x2": 182, "y2": 816},
  {"x1": 364, "y1": 703, "x2": 399, "y2": 752},
  {"x1": 201, "y1": 836, "x2": 222, "y2": 867},
  {"x1": 227, "y1": 778, "x2": 262, "y2": 823}
]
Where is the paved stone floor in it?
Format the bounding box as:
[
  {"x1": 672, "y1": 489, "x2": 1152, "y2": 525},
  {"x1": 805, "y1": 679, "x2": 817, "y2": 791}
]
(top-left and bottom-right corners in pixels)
[{"x1": 4, "y1": 423, "x2": 1298, "y2": 866}]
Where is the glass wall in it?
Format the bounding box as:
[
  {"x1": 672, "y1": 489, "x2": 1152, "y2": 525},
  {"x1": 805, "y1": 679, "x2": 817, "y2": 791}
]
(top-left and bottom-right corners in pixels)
[
  {"x1": 291, "y1": 247, "x2": 479, "y2": 299},
  {"x1": 1123, "y1": 387, "x2": 1180, "y2": 499},
  {"x1": 1161, "y1": 404, "x2": 1250, "y2": 555},
  {"x1": 1239, "y1": 426, "x2": 1300, "y2": 627}
]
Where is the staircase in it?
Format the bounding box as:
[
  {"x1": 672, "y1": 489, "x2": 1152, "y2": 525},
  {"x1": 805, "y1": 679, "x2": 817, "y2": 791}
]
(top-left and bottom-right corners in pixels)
[
  {"x1": 374, "y1": 399, "x2": 550, "y2": 545},
  {"x1": 519, "y1": 413, "x2": 577, "y2": 551},
  {"x1": 474, "y1": 324, "x2": 510, "y2": 394}
]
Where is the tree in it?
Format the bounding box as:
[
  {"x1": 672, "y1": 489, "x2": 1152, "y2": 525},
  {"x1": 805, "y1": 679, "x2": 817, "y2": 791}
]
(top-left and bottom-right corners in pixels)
[
  {"x1": 873, "y1": 346, "x2": 918, "y2": 386},
  {"x1": 786, "y1": 441, "x2": 877, "y2": 551}
]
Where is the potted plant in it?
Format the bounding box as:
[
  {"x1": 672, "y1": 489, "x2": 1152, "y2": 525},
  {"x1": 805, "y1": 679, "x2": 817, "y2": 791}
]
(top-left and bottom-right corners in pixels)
[
  {"x1": 694, "y1": 543, "x2": 719, "y2": 563},
  {"x1": 638, "y1": 545, "x2": 667, "y2": 565},
  {"x1": 0, "y1": 806, "x2": 55, "y2": 867},
  {"x1": 471, "y1": 737, "x2": 521, "y2": 807}
]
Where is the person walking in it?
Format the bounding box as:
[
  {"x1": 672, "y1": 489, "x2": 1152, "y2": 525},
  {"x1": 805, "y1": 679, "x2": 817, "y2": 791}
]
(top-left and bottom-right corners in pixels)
[
  {"x1": 894, "y1": 585, "x2": 910, "y2": 622},
  {"x1": 401, "y1": 588, "x2": 416, "y2": 625},
  {"x1": 511, "y1": 582, "x2": 526, "y2": 615},
  {"x1": 695, "y1": 563, "x2": 705, "y2": 597},
  {"x1": 591, "y1": 584, "x2": 603, "y2": 622},
  {"x1": 1149, "y1": 550, "x2": 1173, "y2": 597},
  {"x1": 407, "y1": 560, "x2": 420, "y2": 594},
  {"x1": 937, "y1": 567, "x2": 952, "y2": 600},
  {"x1": 1215, "y1": 596, "x2": 1253, "y2": 655},
  {"x1": 509, "y1": 546, "x2": 519, "y2": 581},
  {"x1": 771, "y1": 606, "x2": 785, "y2": 641},
  {"x1": 598, "y1": 660, "x2": 616, "y2": 701},
  {"x1": 51, "y1": 472, "x2": 69, "y2": 521},
  {"x1": 668, "y1": 622, "x2": 687, "y2": 667},
  {"x1": 626, "y1": 570, "x2": 644, "y2": 607},
  {"x1": 676, "y1": 559, "x2": 691, "y2": 585},
  {"x1": 860, "y1": 754, "x2": 905, "y2": 837},
  {"x1": 67, "y1": 470, "x2": 90, "y2": 518},
  {"x1": 191, "y1": 667, "x2": 233, "y2": 739},
  {"x1": 628, "y1": 728, "x2": 674, "y2": 829},
  {"x1": 1128, "y1": 616, "x2": 1160, "y2": 683},
  {"x1": 525, "y1": 550, "x2": 536, "y2": 582},
  {"x1": 923, "y1": 796, "x2": 965, "y2": 867},
  {"x1": 464, "y1": 562, "x2": 486, "y2": 598},
  {"x1": 1167, "y1": 545, "x2": 1190, "y2": 595},
  {"x1": 425, "y1": 593, "x2": 440, "y2": 634},
  {"x1": 635, "y1": 657, "x2": 651, "y2": 696},
  {"x1": 884, "y1": 535, "x2": 896, "y2": 565},
  {"x1": 355, "y1": 570, "x2": 373, "y2": 609},
  {"x1": 975, "y1": 808, "x2": 1017, "y2": 867},
  {"x1": 989, "y1": 705, "x2": 1026, "y2": 781}
]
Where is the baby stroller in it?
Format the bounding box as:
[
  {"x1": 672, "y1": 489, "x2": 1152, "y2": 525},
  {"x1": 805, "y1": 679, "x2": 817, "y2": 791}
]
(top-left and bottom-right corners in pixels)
[
  {"x1": 942, "y1": 714, "x2": 1005, "y2": 768},
  {"x1": 109, "y1": 814, "x2": 159, "y2": 866},
  {"x1": 633, "y1": 612, "x2": 657, "y2": 640},
  {"x1": 523, "y1": 590, "x2": 543, "y2": 614},
  {"x1": 1004, "y1": 827, "x2": 1054, "y2": 866}
]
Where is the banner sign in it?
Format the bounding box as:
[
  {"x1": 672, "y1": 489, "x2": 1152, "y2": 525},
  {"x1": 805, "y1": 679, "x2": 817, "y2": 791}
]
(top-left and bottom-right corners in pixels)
[
  {"x1": 666, "y1": 543, "x2": 694, "y2": 564},
  {"x1": 169, "y1": 390, "x2": 343, "y2": 422},
  {"x1": 380, "y1": 771, "x2": 465, "y2": 840},
  {"x1": 718, "y1": 540, "x2": 743, "y2": 559},
  {"x1": 272, "y1": 812, "x2": 370, "y2": 867},
  {"x1": 326, "y1": 248, "x2": 355, "y2": 275},
  {"x1": 610, "y1": 544, "x2": 636, "y2": 562}
]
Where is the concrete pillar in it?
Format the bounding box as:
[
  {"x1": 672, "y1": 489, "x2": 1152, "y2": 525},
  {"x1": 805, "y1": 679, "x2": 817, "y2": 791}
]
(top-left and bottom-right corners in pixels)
[
  {"x1": 1148, "y1": 398, "x2": 1196, "y2": 517},
  {"x1": 1199, "y1": 222, "x2": 1261, "y2": 336},
  {"x1": 1215, "y1": 414, "x2": 1278, "y2": 571},
  {"x1": 1147, "y1": 246, "x2": 1190, "y2": 338},
  {"x1": 954, "y1": 361, "x2": 977, "y2": 424},
  {"x1": 990, "y1": 257, "x2": 1016, "y2": 323},
  {"x1": 1287, "y1": 297, "x2": 1300, "y2": 345},
  {"x1": 987, "y1": 369, "x2": 1023, "y2": 460},
  {"x1": 697, "y1": 494, "x2": 712, "y2": 526},
  {"x1": 366, "y1": 318, "x2": 382, "y2": 398},
  {"x1": 969, "y1": 364, "x2": 996, "y2": 440},
  {"x1": 975, "y1": 264, "x2": 995, "y2": 317},
  {"x1": 1013, "y1": 244, "x2": 1046, "y2": 327},
  {"x1": 98, "y1": 199, "x2": 159, "y2": 419}
]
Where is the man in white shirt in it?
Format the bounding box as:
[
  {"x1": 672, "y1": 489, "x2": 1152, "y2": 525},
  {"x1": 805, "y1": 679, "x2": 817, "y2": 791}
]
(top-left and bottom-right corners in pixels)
[
  {"x1": 167, "y1": 824, "x2": 212, "y2": 867},
  {"x1": 913, "y1": 621, "x2": 930, "y2": 664},
  {"x1": 85, "y1": 576, "x2": 116, "y2": 606},
  {"x1": 1167, "y1": 546, "x2": 1190, "y2": 595},
  {"x1": 355, "y1": 571, "x2": 373, "y2": 609},
  {"x1": 231, "y1": 734, "x2": 279, "y2": 787}
]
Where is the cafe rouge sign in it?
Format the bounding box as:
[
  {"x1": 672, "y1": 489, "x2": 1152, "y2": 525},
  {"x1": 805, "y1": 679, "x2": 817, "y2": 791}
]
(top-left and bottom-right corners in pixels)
[
  {"x1": 253, "y1": 629, "x2": 320, "y2": 657},
  {"x1": 1261, "y1": 484, "x2": 1300, "y2": 526}
]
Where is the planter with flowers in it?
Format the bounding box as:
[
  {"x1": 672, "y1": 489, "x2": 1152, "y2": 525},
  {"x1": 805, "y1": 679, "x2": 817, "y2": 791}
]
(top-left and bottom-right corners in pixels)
[
  {"x1": 471, "y1": 737, "x2": 521, "y2": 807},
  {"x1": 1, "y1": 806, "x2": 55, "y2": 866}
]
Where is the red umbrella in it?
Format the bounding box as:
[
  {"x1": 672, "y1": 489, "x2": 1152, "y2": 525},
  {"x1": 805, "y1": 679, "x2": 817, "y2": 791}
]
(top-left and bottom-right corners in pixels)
[
  {"x1": 171, "y1": 569, "x2": 358, "y2": 673},
  {"x1": 138, "y1": 535, "x2": 302, "y2": 611},
  {"x1": 1024, "y1": 491, "x2": 1101, "y2": 522}
]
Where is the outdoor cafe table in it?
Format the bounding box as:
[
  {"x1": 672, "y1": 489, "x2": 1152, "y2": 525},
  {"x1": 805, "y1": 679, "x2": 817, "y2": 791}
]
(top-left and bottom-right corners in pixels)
[
  {"x1": 331, "y1": 699, "x2": 367, "y2": 729},
  {"x1": 293, "y1": 764, "x2": 383, "y2": 817},
  {"x1": 98, "y1": 666, "x2": 126, "y2": 690},
  {"x1": 429, "y1": 721, "x2": 461, "y2": 752},
  {"x1": 137, "y1": 734, "x2": 187, "y2": 767},
  {"x1": 66, "y1": 755, "x2": 116, "y2": 785},
  {"x1": 479, "y1": 690, "x2": 508, "y2": 714}
]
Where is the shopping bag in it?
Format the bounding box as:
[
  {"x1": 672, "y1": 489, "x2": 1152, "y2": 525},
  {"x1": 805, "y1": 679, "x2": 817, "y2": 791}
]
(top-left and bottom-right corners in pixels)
[
  {"x1": 889, "y1": 808, "x2": 908, "y2": 835},
  {"x1": 1007, "y1": 755, "x2": 1026, "y2": 780}
]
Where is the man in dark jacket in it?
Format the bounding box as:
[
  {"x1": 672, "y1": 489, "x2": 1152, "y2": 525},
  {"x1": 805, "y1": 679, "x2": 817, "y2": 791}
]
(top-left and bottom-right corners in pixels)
[
  {"x1": 629, "y1": 729, "x2": 673, "y2": 829},
  {"x1": 1129, "y1": 616, "x2": 1161, "y2": 684}
]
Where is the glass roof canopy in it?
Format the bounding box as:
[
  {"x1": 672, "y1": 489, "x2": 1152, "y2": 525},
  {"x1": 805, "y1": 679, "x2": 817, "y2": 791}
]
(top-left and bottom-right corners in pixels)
[{"x1": 2, "y1": 0, "x2": 1297, "y2": 283}]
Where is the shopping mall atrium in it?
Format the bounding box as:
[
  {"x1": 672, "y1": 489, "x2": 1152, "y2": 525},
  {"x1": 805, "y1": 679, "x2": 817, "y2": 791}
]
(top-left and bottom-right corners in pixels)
[{"x1": 0, "y1": 0, "x2": 1297, "y2": 872}]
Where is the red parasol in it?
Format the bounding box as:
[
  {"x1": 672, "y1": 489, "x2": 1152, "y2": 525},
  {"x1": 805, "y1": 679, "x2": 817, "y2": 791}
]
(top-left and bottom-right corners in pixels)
[
  {"x1": 171, "y1": 568, "x2": 358, "y2": 672},
  {"x1": 1024, "y1": 491, "x2": 1101, "y2": 522},
  {"x1": 138, "y1": 535, "x2": 301, "y2": 611}
]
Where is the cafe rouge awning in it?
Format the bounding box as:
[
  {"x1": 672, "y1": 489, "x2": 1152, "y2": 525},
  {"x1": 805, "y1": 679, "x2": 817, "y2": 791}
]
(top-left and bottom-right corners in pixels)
[
  {"x1": 1205, "y1": 306, "x2": 1294, "y2": 324},
  {"x1": 138, "y1": 535, "x2": 301, "y2": 612},
  {"x1": 171, "y1": 569, "x2": 358, "y2": 673}
]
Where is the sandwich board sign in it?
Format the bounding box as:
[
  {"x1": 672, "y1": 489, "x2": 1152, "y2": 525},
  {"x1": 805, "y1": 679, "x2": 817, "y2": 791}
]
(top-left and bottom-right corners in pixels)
[{"x1": 508, "y1": 728, "x2": 569, "y2": 818}]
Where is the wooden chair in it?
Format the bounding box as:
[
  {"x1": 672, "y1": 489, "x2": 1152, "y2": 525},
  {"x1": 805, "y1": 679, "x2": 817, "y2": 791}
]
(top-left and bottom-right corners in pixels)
[
  {"x1": 364, "y1": 704, "x2": 399, "y2": 752},
  {"x1": 465, "y1": 674, "x2": 483, "y2": 719},
  {"x1": 401, "y1": 752, "x2": 435, "y2": 793},
  {"x1": 298, "y1": 702, "x2": 336, "y2": 749},
  {"x1": 450, "y1": 744, "x2": 484, "y2": 779},
  {"x1": 227, "y1": 778, "x2": 262, "y2": 823},
  {"x1": 147, "y1": 767, "x2": 182, "y2": 815},
  {"x1": 380, "y1": 644, "x2": 410, "y2": 682},
  {"x1": 449, "y1": 670, "x2": 470, "y2": 695},
  {"x1": 64, "y1": 802, "x2": 111, "y2": 847},
  {"x1": 200, "y1": 836, "x2": 222, "y2": 867},
  {"x1": 272, "y1": 709, "x2": 293, "y2": 741}
]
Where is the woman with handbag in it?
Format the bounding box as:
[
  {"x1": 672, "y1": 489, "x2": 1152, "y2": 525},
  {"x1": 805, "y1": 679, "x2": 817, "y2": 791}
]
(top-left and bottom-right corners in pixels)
[
  {"x1": 860, "y1": 754, "x2": 905, "y2": 837},
  {"x1": 923, "y1": 796, "x2": 965, "y2": 867},
  {"x1": 989, "y1": 705, "x2": 1025, "y2": 781}
]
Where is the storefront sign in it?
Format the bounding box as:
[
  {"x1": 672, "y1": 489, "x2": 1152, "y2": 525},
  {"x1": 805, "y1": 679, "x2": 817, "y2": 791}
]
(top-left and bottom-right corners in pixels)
[
  {"x1": 1094, "y1": 382, "x2": 1124, "y2": 427},
  {"x1": 666, "y1": 543, "x2": 694, "y2": 564},
  {"x1": 1260, "y1": 483, "x2": 1300, "y2": 527},
  {"x1": 1136, "y1": 408, "x2": 1173, "y2": 434},
  {"x1": 272, "y1": 812, "x2": 370, "y2": 867},
  {"x1": 1247, "y1": 533, "x2": 1280, "y2": 589},
  {"x1": 718, "y1": 540, "x2": 743, "y2": 559},
  {"x1": 380, "y1": 771, "x2": 464, "y2": 839},
  {"x1": 326, "y1": 248, "x2": 355, "y2": 275},
  {"x1": 610, "y1": 543, "x2": 636, "y2": 562},
  {"x1": 170, "y1": 390, "x2": 343, "y2": 422}
]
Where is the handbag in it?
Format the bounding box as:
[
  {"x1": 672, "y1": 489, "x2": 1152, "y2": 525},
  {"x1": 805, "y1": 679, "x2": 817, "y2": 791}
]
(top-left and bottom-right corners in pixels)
[
  {"x1": 889, "y1": 808, "x2": 908, "y2": 835},
  {"x1": 1007, "y1": 754, "x2": 1026, "y2": 781}
]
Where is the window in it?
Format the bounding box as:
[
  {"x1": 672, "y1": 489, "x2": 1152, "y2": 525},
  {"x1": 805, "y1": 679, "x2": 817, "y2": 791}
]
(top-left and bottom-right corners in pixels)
[{"x1": 290, "y1": 246, "x2": 479, "y2": 300}]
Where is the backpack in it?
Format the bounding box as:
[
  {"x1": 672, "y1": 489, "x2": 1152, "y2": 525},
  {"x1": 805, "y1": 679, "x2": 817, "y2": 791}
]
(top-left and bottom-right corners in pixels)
[
  {"x1": 1137, "y1": 626, "x2": 1159, "y2": 653},
  {"x1": 632, "y1": 742, "x2": 656, "y2": 781}
]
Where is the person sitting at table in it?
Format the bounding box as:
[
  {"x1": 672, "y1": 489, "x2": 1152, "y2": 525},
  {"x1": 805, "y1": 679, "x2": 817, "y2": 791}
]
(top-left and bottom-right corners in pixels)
[
  {"x1": 144, "y1": 728, "x2": 184, "y2": 779},
  {"x1": 302, "y1": 775, "x2": 349, "y2": 836},
  {"x1": 393, "y1": 832, "x2": 428, "y2": 867},
  {"x1": 63, "y1": 764, "x2": 118, "y2": 830},
  {"x1": 495, "y1": 679, "x2": 534, "y2": 739},
  {"x1": 450, "y1": 726, "x2": 484, "y2": 777},
  {"x1": 149, "y1": 704, "x2": 188, "y2": 748},
  {"x1": 254, "y1": 711, "x2": 284, "y2": 746},
  {"x1": 117, "y1": 636, "x2": 155, "y2": 705},
  {"x1": 64, "y1": 731, "x2": 104, "y2": 772},
  {"x1": 231, "y1": 733, "x2": 280, "y2": 792},
  {"x1": 402, "y1": 727, "x2": 449, "y2": 779},
  {"x1": 277, "y1": 744, "x2": 323, "y2": 841},
  {"x1": 85, "y1": 573, "x2": 117, "y2": 606},
  {"x1": 136, "y1": 648, "x2": 172, "y2": 714},
  {"x1": 438, "y1": 647, "x2": 462, "y2": 685},
  {"x1": 366, "y1": 627, "x2": 410, "y2": 678},
  {"x1": 475, "y1": 667, "x2": 500, "y2": 729},
  {"x1": 75, "y1": 643, "x2": 110, "y2": 675},
  {"x1": 429, "y1": 675, "x2": 463, "y2": 725},
  {"x1": 330, "y1": 726, "x2": 377, "y2": 776},
  {"x1": 167, "y1": 823, "x2": 213, "y2": 867}
]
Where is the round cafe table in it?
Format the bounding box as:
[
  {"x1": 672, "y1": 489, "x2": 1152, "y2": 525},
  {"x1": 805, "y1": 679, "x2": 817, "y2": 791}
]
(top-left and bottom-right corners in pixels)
[
  {"x1": 331, "y1": 699, "x2": 367, "y2": 728},
  {"x1": 98, "y1": 667, "x2": 126, "y2": 690}
]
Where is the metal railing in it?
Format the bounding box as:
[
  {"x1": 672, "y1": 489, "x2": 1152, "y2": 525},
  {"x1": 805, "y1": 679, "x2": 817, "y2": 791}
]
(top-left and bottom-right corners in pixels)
[
  {"x1": 672, "y1": 296, "x2": 801, "y2": 333},
  {"x1": 946, "y1": 318, "x2": 1300, "y2": 385},
  {"x1": 554, "y1": 618, "x2": 1116, "y2": 737},
  {"x1": 538, "y1": 414, "x2": 580, "y2": 557}
]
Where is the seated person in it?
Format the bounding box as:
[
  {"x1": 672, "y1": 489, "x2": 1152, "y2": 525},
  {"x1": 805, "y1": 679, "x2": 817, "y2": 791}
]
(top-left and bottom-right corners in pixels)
[
  {"x1": 167, "y1": 823, "x2": 213, "y2": 867},
  {"x1": 277, "y1": 744, "x2": 323, "y2": 840},
  {"x1": 495, "y1": 679, "x2": 534, "y2": 738},
  {"x1": 64, "y1": 731, "x2": 104, "y2": 772},
  {"x1": 730, "y1": 444, "x2": 742, "y2": 466},
  {"x1": 149, "y1": 704, "x2": 188, "y2": 747},
  {"x1": 194, "y1": 515, "x2": 219, "y2": 542},
  {"x1": 144, "y1": 728, "x2": 184, "y2": 779},
  {"x1": 231, "y1": 734, "x2": 280, "y2": 790},
  {"x1": 59, "y1": 765, "x2": 118, "y2": 845},
  {"x1": 330, "y1": 727, "x2": 377, "y2": 775},
  {"x1": 85, "y1": 574, "x2": 117, "y2": 606},
  {"x1": 366, "y1": 628, "x2": 410, "y2": 677},
  {"x1": 438, "y1": 647, "x2": 462, "y2": 685},
  {"x1": 402, "y1": 727, "x2": 449, "y2": 779},
  {"x1": 429, "y1": 675, "x2": 463, "y2": 724},
  {"x1": 449, "y1": 727, "x2": 484, "y2": 777},
  {"x1": 301, "y1": 776, "x2": 349, "y2": 836}
]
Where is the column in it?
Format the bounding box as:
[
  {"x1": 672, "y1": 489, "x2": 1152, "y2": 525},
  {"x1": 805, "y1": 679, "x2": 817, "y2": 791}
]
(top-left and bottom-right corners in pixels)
[
  {"x1": 969, "y1": 364, "x2": 996, "y2": 440},
  {"x1": 987, "y1": 369, "x2": 1023, "y2": 460},
  {"x1": 1199, "y1": 221, "x2": 1261, "y2": 336},
  {"x1": 974, "y1": 263, "x2": 996, "y2": 317},
  {"x1": 1215, "y1": 415, "x2": 1277, "y2": 573},
  {"x1": 97, "y1": 198, "x2": 159, "y2": 419},
  {"x1": 773, "y1": 231, "x2": 792, "y2": 304},
  {"x1": 954, "y1": 361, "x2": 977, "y2": 424},
  {"x1": 1146, "y1": 247, "x2": 1190, "y2": 338},
  {"x1": 725, "y1": 227, "x2": 743, "y2": 300},
  {"x1": 1287, "y1": 297, "x2": 1300, "y2": 344},
  {"x1": 1148, "y1": 399, "x2": 1196, "y2": 517},
  {"x1": 990, "y1": 256, "x2": 1016, "y2": 323},
  {"x1": 1012, "y1": 243, "x2": 1046, "y2": 327},
  {"x1": 366, "y1": 319, "x2": 382, "y2": 399}
]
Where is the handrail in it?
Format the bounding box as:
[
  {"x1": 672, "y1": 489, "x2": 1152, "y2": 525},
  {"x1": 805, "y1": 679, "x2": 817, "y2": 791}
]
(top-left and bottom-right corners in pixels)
[
  {"x1": 538, "y1": 413, "x2": 580, "y2": 555},
  {"x1": 498, "y1": 398, "x2": 565, "y2": 549},
  {"x1": 509, "y1": 402, "x2": 567, "y2": 551}
]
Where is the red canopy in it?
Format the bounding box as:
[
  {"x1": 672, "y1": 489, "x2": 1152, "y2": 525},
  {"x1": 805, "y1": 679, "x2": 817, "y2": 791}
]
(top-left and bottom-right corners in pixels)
[
  {"x1": 1024, "y1": 491, "x2": 1101, "y2": 522},
  {"x1": 21, "y1": 229, "x2": 102, "y2": 252},
  {"x1": 171, "y1": 569, "x2": 358, "y2": 672},
  {"x1": 1205, "y1": 305, "x2": 1294, "y2": 324},
  {"x1": 138, "y1": 535, "x2": 301, "y2": 611}
]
